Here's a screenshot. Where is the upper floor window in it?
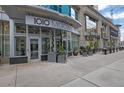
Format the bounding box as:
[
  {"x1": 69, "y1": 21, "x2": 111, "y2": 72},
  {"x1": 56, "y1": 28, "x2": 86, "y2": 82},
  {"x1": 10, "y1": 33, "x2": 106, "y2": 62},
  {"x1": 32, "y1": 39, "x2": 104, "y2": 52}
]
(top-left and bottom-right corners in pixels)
[
  {"x1": 71, "y1": 7, "x2": 76, "y2": 19},
  {"x1": 85, "y1": 15, "x2": 97, "y2": 33},
  {"x1": 71, "y1": 7, "x2": 78, "y2": 20},
  {"x1": 15, "y1": 23, "x2": 26, "y2": 34}
]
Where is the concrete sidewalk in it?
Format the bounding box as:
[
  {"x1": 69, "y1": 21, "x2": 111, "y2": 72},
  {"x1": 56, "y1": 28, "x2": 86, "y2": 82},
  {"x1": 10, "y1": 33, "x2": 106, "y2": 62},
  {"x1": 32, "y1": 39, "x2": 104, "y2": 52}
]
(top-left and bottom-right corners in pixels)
[{"x1": 0, "y1": 51, "x2": 124, "y2": 87}]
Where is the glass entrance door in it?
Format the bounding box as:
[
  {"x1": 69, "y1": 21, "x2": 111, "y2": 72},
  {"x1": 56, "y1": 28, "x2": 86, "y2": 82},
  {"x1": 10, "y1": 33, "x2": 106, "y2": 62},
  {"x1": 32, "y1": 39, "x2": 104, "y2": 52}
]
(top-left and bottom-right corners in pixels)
[{"x1": 30, "y1": 38, "x2": 39, "y2": 59}]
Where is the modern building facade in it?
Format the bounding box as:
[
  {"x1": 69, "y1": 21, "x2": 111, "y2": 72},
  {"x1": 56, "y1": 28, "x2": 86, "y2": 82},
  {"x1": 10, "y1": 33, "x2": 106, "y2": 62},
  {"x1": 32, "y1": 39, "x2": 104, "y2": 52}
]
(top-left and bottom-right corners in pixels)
[
  {"x1": 0, "y1": 5, "x2": 81, "y2": 64},
  {"x1": 0, "y1": 5, "x2": 120, "y2": 64},
  {"x1": 74, "y1": 5, "x2": 120, "y2": 49}
]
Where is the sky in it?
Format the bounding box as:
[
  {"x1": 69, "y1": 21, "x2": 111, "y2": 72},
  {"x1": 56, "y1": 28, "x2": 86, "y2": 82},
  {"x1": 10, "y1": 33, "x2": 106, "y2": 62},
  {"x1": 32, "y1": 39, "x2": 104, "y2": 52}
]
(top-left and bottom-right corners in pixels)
[{"x1": 98, "y1": 5, "x2": 124, "y2": 41}]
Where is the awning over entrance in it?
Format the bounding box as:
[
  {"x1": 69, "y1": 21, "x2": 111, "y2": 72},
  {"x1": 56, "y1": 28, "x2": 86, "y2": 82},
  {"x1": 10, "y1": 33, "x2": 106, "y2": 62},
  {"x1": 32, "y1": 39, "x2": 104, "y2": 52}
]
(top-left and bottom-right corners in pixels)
[{"x1": 1, "y1": 5, "x2": 81, "y2": 29}]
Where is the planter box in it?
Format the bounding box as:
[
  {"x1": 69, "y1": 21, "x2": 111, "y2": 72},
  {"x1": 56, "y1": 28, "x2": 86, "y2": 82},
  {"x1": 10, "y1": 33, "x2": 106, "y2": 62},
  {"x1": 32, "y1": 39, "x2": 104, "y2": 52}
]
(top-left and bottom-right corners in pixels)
[
  {"x1": 41, "y1": 55, "x2": 47, "y2": 61},
  {"x1": 88, "y1": 51, "x2": 93, "y2": 56},
  {"x1": 79, "y1": 51, "x2": 83, "y2": 55},
  {"x1": 57, "y1": 55, "x2": 66, "y2": 63},
  {"x1": 48, "y1": 53, "x2": 57, "y2": 62},
  {"x1": 73, "y1": 52, "x2": 78, "y2": 56},
  {"x1": 10, "y1": 56, "x2": 28, "y2": 64},
  {"x1": 68, "y1": 52, "x2": 72, "y2": 57},
  {"x1": 82, "y1": 52, "x2": 87, "y2": 56},
  {"x1": 109, "y1": 49, "x2": 112, "y2": 53},
  {"x1": 113, "y1": 48, "x2": 115, "y2": 53}
]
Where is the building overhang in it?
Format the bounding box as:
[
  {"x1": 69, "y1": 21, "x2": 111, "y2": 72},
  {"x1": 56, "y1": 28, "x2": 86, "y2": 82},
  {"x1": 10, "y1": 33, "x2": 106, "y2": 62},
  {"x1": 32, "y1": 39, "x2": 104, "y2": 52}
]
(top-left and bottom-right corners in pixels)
[{"x1": 9, "y1": 5, "x2": 81, "y2": 29}]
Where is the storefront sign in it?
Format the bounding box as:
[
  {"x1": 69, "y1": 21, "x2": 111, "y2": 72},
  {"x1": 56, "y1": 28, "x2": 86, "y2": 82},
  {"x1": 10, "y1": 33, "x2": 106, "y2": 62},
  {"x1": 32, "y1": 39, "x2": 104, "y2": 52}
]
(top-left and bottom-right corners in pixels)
[
  {"x1": 34, "y1": 17, "x2": 50, "y2": 26},
  {"x1": 26, "y1": 15, "x2": 74, "y2": 32}
]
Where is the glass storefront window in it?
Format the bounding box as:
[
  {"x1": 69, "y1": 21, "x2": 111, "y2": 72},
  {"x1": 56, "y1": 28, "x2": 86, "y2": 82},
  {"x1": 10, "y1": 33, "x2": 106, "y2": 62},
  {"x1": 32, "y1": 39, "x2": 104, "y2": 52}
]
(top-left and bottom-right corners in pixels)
[
  {"x1": 4, "y1": 35, "x2": 10, "y2": 56},
  {"x1": 72, "y1": 34, "x2": 79, "y2": 50},
  {"x1": 55, "y1": 30, "x2": 61, "y2": 37},
  {"x1": 0, "y1": 22, "x2": 2, "y2": 56},
  {"x1": 41, "y1": 27, "x2": 50, "y2": 36},
  {"x1": 0, "y1": 21, "x2": 2, "y2": 35},
  {"x1": 68, "y1": 40, "x2": 71, "y2": 51},
  {"x1": 15, "y1": 23, "x2": 26, "y2": 33},
  {"x1": 42, "y1": 38, "x2": 50, "y2": 54},
  {"x1": 3, "y1": 21, "x2": 9, "y2": 34},
  {"x1": 0, "y1": 21, "x2": 10, "y2": 57},
  {"x1": 28, "y1": 25, "x2": 40, "y2": 34},
  {"x1": 67, "y1": 32, "x2": 72, "y2": 52},
  {"x1": 0, "y1": 35, "x2": 2, "y2": 56},
  {"x1": 15, "y1": 37, "x2": 26, "y2": 56}
]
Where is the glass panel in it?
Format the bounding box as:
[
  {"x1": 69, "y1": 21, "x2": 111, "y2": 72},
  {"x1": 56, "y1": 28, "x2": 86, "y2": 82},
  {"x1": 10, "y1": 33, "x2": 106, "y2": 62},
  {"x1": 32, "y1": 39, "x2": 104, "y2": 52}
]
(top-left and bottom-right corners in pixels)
[
  {"x1": 63, "y1": 40, "x2": 66, "y2": 50},
  {"x1": 0, "y1": 21, "x2": 2, "y2": 35},
  {"x1": 0, "y1": 21, "x2": 10, "y2": 57},
  {"x1": 42, "y1": 38, "x2": 50, "y2": 54},
  {"x1": 28, "y1": 25, "x2": 40, "y2": 34},
  {"x1": 61, "y1": 5, "x2": 70, "y2": 16},
  {"x1": 3, "y1": 21, "x2": 9, "y2": 34},
  {"x1": 41, "y1": 27, "x2": 50, "y2": 35},
  {"x1": 71, "y1": 7, "x2": 76, "y2": 19},
  {"x1": 68, "y1": 40, "x2": 71, "y2": 51},
  {"x1": 16, "y1": 23, "x2": 26, "y2": 33},
  {"x1": 56, "y1": 38, "x2": 61, "y2": 53},
  {"x1": 15, "y1": 37, "x2": 26, "y2": 56},
  {"x1": 72, "y1": 34, "x2": 79, "y2": 50},
  {"x1": 86, "y1": 15, "x2": 97, "y2": 33},
  {"x1": 0, "y1": 22, "x2": 2, "y2": 56},
  {"x1": 30, "y1": 39, "x2": 39, "y2": 59},
  {"x1": 55, "y1": 30, "x2": 61, "y2": 37},
  {"x1": 4, "y1": 35, "x2": 10, "y2": 56},
  {"x1": 0, "y1": 35, "x2": 2, "y2": 56}
]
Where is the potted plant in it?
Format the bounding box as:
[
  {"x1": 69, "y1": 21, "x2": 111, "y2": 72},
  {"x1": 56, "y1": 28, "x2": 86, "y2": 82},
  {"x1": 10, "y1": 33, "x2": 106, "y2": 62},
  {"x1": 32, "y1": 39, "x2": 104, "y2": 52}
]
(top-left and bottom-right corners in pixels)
[
  {"x1": 79, "y1": 46, "x2": 84, "y2": 55},
  {"x1": 48, "y1": 32, "x2": 57, "y2": 62},
  {"x1": 57, "y1": 43, "x2": 66, "y2": 63},
  {"x1": 73, "y1": 47, "x2": 78, "y2": 56},
  {"x1": 88, "y1": 41, "x2": 93, "y2": 55},
  {"x1": 82, "y1": 47, "x2": 87, "y2": 56},
  {"x1": 48, "y1": 52, "x2": 57, "y2": 62},
  {"x1": 108, "y1": 41, "x2": 112, "y2": 54},
  {"x1": 94, "y1": 41, "x2": 99, "y2": 53}
]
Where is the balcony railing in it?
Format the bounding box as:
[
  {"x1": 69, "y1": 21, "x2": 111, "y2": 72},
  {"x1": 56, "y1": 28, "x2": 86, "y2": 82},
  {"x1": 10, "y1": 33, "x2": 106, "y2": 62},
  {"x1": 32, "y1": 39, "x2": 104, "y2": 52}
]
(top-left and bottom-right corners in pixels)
[{"x1": 84, "y1": 31, "x2": 100, "y2": 38}]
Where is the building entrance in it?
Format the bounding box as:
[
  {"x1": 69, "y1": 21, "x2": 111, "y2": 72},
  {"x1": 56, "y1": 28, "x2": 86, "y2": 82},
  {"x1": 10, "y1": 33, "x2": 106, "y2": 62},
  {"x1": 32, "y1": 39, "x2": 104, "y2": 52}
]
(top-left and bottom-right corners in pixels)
[{"x1": 29, "y1": 37, "x2": 40, "y2": 61}]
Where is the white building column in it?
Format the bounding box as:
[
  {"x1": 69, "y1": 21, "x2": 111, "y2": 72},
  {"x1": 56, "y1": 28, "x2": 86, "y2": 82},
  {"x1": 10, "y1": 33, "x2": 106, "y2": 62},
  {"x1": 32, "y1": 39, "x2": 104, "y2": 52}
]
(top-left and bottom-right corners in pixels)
[
  {"x1": 53, "y1": 29, "x2": 56, "y2": 52},
  {"x1": 66, "y1": 32, "x2": 68, "y2": 55},
  {"x1": 97, "y1": 20, "x2": 103, "y2": 48},
  {"x1": 9, "y1": 19, "x2": 14, "y2": 57},
  {"x1": 26, "y1": 25, "x2": 29, "y2": 61}
]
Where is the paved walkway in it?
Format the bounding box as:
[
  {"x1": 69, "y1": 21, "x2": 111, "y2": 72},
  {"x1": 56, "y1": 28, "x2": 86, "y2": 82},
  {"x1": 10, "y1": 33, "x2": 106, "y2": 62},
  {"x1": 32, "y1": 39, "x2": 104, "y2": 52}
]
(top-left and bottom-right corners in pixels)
[{"x1": 0, "y1": 51, "x2": 124, "y2": 87}]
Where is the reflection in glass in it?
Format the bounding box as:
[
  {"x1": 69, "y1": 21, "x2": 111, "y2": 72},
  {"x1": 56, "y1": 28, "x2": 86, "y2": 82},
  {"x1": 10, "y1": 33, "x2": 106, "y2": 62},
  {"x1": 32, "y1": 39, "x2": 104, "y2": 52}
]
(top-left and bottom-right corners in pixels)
[
  {"x1": 72, "y1": 33, "x2": 79, "y2": 50},
  {"x1": 30, "y1": 39, "x2": 39, "y2": 59},
  {"x1": 4, "y1": 36, "x2": 10, "y2": 56},
  {"x1": 15, "y1": 37, "x2": 26, "y2": 56},
  {"x1": 86, "y1": 15, "x2": 97, "y2": 33},
  {"x1": 15, "y1": 23, "x2": 26, "y2": 33},
  {"x1": 0, "y1": 35, "x2": 2, "y2": 56},
  {"x1": 28, "y1": 25, "x2": 40, "y2": 34},
  {"x1": 0, "y1": 21, "x2": 10, "y2": 57},
  {"x1": 42, "y1": 38, "x2": 50, "y2": 54}
]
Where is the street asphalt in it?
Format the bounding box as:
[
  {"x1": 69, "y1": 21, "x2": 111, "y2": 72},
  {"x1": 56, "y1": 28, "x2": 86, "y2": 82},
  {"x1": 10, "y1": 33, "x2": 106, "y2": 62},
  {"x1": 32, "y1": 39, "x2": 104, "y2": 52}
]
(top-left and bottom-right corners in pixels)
[{"x1": 0, "y1": 51, "x2": 124, "y2": 87}]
